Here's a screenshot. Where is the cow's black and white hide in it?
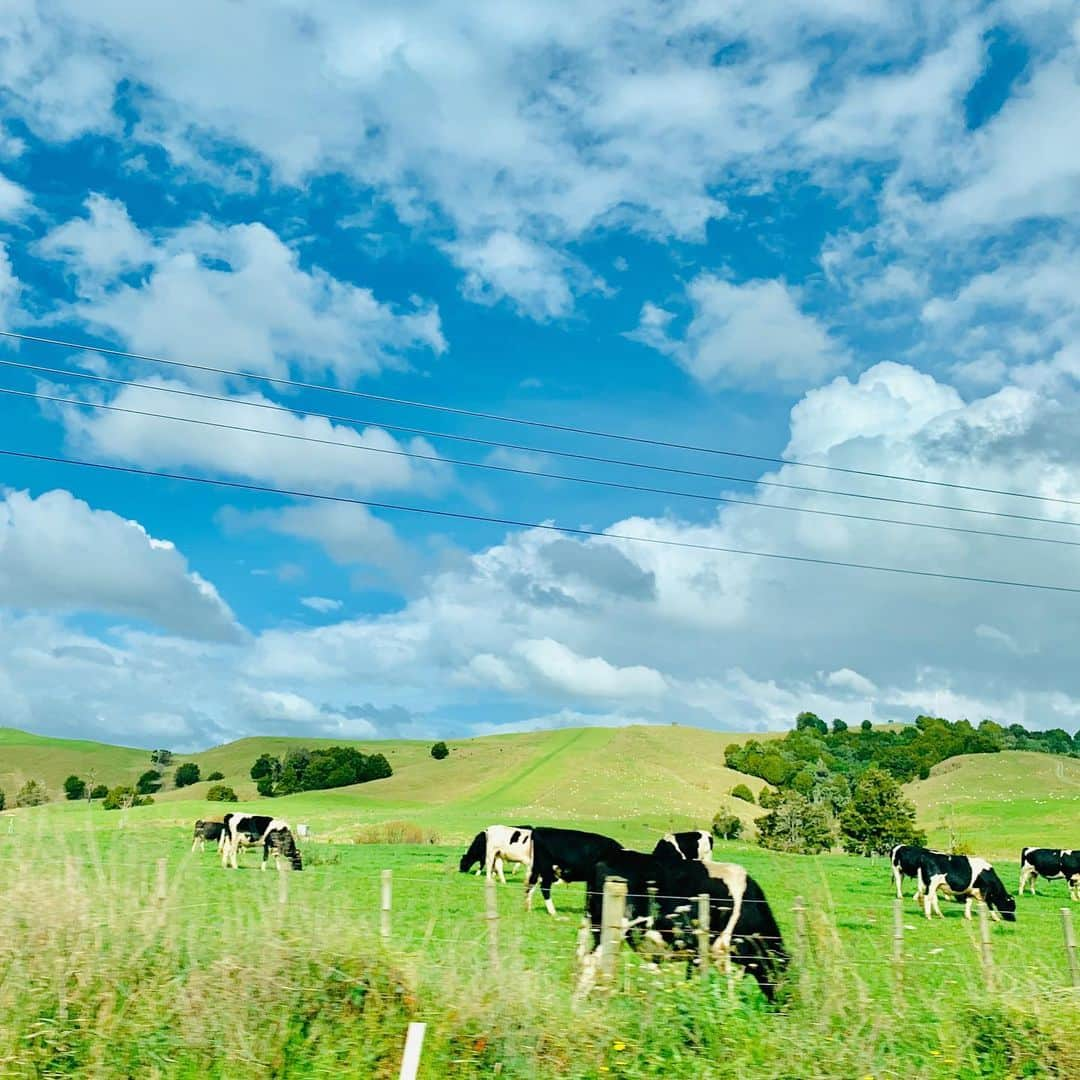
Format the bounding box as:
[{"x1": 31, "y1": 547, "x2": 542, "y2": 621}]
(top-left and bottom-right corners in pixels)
[
  {"x1": 890, "y1": 844, "x2": 944, "y2": 901},
  {"x1": 222, "y1": 813, "x2": 303, "y2": 871},
  {"x1": 191, "y1": 818, "x2": 226, "y2": 853},
  {"x1": 652, "y1": 830, "x2": 713, "y2": 863},
  {"x1": 526, "y1": 827, "x2": 623, "y2": 916},
  {"x1": 458, "y1": 825, "x2": 533, "y2": 883},
  {"x1": 578, "y1": 851, "x2": 787, "y2": 1001},
  {"x1": 916, "y1": 853, "x2": 1015, "y2": 921},
  {"x1": 1019, "y1": 848, "x2": 1080, "y2": 900}
]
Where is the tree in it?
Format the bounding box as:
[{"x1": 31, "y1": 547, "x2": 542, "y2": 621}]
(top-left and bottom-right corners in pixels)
[
  {"x1": 136, "y1": 769, "x2": 163, "y2": 795},
  {"x1": 758, "y1": 786, "x2": 782, "y2": 809},
  {"x1": 796, "y1": 711, "x2": 827, "y2": 735},
  {"x1": 839, "y1": 767, "x2": 925, "y2": 857},
  {"x1": 832, "y1": 718, "x2": 848, "y2": 734},
  {"x1": 0, "y1": 789, "x2": 5, "y2": 811},
  {"x1": 150, "y1": 749, "x2": 174, "y2": 767},
  {"x1": 16, "y1": 779, "x2": 49, "y2": 807},
  {"x1": 756, "y1": 792, "x2": 834, "y2": 854},
  {"x1": 256, "y1": 775, "x2": 276, "y2": 797},
  {"x1": 711, "y1": 811, "x2": 743, "y2": 840},
  {"x1": 174, "y1": 763, "x2": 201, "y2": 788},
  {"x1": 861, "y1": 719, "x2": 873, "y2": 732},
  {"x1": 430, "y1": 741, "x2": 449, "y2": 760},
  {"x1": 90, "y1": 784, "x2": 109, "y2": 800},
  {"x1": 206, "y1": 784, "x2": 238, "y2": 802},
  {"x1": 103, "y1": 785, "x2": 152, "y2": 810},
  {"x1": 730, "y1": 783, "x2": 755, "y2": 804},
  {"x1": 250, "y1": 754, "x2": 281, "y2": 781},
  {"x1": 64, "y1": 775, "x2": 87, "y2": 801},
  {"x1": 206, "y1": 771, "x2": 225, "y2": 782}
]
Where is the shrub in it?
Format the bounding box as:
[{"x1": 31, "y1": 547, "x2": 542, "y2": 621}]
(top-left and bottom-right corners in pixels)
[
  {"x1": 0, "y1": 788, "x2": 5, "y2": 811},
  {"x1": 256, "y1": 776, "x2": 276, "y2": 798},
  {"x1": 102, "y1": 786, "x2": 152, "y2": 810},
  {"x1": 251, "y1": 746, "x2": 392, "y2": 796},
  {"x1": 206, "y1": 771, "x2": 225, "y2": 782},
  {"x1": 90, "y1": 784, "x2": 109, "y2": 800},
  {"x1": 758, "y1": 786, "x2": 782, "y2": 809},
  {"x1": 174, "y1": 763, "x2": 201, "y2": 788},
  {"x1": 15, "y1": 779, "x2": 49, "y2": 807},
  {"x1": 730, "y1": 783, "x2": 755, "y2": 804},
  {"x1": 756, "y1": 792, "x2": 835, "y2": 854},
  {"x1": 206, "y1": 784, "x2": 238, "y2": 803},
  {"x1": 711, "y1": 812, "x2": 742, "y2": 840},
  {"x1": 63, "y1": 775, "x2": 86, "y2": 801},
  {"x1": 136, "y1": 769, "x2": 163, "y2": 795},
  {"x1": 354, "y1": 821, "x2": 440, "y2": 845},
  {"x1": 430, "y1": 741, "x2": 449, "y2": 760}
]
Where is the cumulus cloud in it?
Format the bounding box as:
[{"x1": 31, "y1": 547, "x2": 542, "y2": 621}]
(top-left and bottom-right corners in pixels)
[
  {"x1": 0, "y1": 488, "x2": 241, "y2": 641},
  {"x1": 631, "y1": 276, "x2": 845, "y2": 391},
  {"x1": 515, "y1": 638, "x2": 668, "y2": 700},
  {"x1": 0, "y1": 170, "x2": 31, "y2": 219},
  {"x1": 301, "y1": 596, "x2": 343, "y2": 614},
  {"x1": 37, "y1": 197, "x2": 445, "y2": 382}
]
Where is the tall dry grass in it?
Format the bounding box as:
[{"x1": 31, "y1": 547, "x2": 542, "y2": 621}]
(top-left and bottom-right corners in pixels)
[{"x1": 0, "y1": 839, "x2": 1076, "y2": 1078}]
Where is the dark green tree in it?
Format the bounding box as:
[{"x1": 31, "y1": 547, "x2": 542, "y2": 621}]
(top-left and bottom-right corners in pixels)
[
  {"x1": 756, "y1": 792, "x2": 834, "y2": 854},
  {"x1": 839, "y1": 767, "x2": 925, "y2": 856},
  {"x1": 730, "y1": 783, "x2": 755, "y2": 804},
  {"x1": 206, "y1": 784, "x2": 238, "y2": 802},
  {"x1": 861, "y1": 719, "x2": 873, "y2": 732},
  {"x1": 832, "y1": 718, "x2": 848, "y2": 734},
  {"x1": 711, "y1": 811, "x2": 743, "y2": 840},
  {"x1": 174, "y1": 763, "x2": 201, "y2": 788},
  {"x1": 758, "y1": 786, "x2": 782, "y2": 809},
  {"x1": 63, "y1": 775, "x2": 86, "y2": 801},
  {"x1": 206, "y1": 771, "x2": 225, "y2": 782},
  {"x1": 0, "y1": 788, "x2": 6, "y2": 811},
  {"x1": 796, "y1": 711, "x2": 828, "y2": 735},
  {"x1": 136, "y1": 769, "x2": 163, "y2": 795},
  {"x1": 150, "y1": 749, "x2": 174, "y2": 766},
  {"x1": 250, "y1": 754, "x2": 281, "y2": 781},
  {"x1": 90, "y1": 784, "x2": 109, "y2": 800},
  {"x1": 430, "y1": 741, "x2": 449, "y2": 760}
]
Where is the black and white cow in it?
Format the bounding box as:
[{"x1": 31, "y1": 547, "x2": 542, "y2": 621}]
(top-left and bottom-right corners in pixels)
[
  {"x1": 221, "y1": 812, "x2": 303, "y2": 871},
  {"x1": 652, "y1": 830, "x2": 713, "y2": 863},
  {"x1": 191, "y1": 818, "x2": 227, "y2": 853},
  {"x1": 578, "y1": 851, "x2": 787, "y2": 1001},
  {"x1": 525, "y1": 827, "x2": 623, "y2": 916},
  {"x1": 459, "y1": 825, "x2": 533, "y2": 884},
  {"x1": 890, "y1": 844, "x2": 945, "y2": 901},
  {"x1": 916, "y1": 852, "x2": 1016, "y2": 921},
  {"x1": 1019, "y1": 848, "x2": 1080, "y2": 900}
]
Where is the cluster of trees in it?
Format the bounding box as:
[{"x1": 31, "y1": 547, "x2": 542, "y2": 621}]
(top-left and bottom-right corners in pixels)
[
  {"x1": 430, "y1": 741, "x2": 449, "y2": 760},
  {"x1": 726, "y1": 712, "x2": 1077, "y2": 799},
  {"x1": 753, "y1": 767, "x2": 925, "y2": 856},
  {"x1": 250, "y1": 746, "x2": 392, "y2": 797}
]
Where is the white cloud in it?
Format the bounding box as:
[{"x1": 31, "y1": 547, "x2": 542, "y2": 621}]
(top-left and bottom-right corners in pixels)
[
  {"x1": 824, "y1": 668, "x2": 878, "y2": 696},
  {"x1": 0, "y1": 488, "x2": 241, "y2": 641},
  {"x1": 631, "y1": 276, "x2": 845, "y2": 391},
  {"x1": 515, "y1": 637, "x2": 668, "y2": 700},
  {"x1": 38, "y1": 199, "x2": 445, "y2": 383},
  {"x1": 0, "y1": 170, "x2": 31, "y2": 219},
  {"x1": 301, "y1": 596, "x2": 343, "y2": 614}
]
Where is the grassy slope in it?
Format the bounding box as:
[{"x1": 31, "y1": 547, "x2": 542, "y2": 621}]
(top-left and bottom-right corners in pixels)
[{"x1": 0, "y1": 727, "x2": 152, "y2": 796}]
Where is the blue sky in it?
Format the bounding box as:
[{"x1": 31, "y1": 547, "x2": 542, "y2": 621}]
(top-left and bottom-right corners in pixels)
[{"x1": 1, "y1": 2, "x2": 1079, "y2": 749}]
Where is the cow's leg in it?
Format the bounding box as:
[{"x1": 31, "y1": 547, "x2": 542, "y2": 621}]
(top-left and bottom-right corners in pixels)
[
  {"x1": 540, "y1": 872, "x2": 558, "y2": 916},
  {"x1": 964, "y1": 895, "x2": 973, "y2": 920},
  {"x1": 495, "y1": 855, "x2": 507, "y2": 886},
  {"x1": 893, "y1": 864, "x2": 903, "y2": 901},
  {"x1": 923, "y1": 879, "x2": 936, "y2": 919}
]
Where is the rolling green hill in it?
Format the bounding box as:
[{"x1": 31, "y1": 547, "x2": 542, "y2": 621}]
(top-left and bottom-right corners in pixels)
[{"x1": 3, "y1": 725, "x2": 1077, "y2": 857}]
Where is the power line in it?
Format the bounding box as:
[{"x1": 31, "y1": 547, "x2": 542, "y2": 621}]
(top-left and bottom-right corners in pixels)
[
  {"x1": 2, "y1": 328, "x2": 1075, "y2": 509},
  {"x1": 2, "y1": 446, "x2": 1079, "y2": 595},
  {"x1": 8, "y1": 382, "x2": 1080, "y2": 551},
  {"x1": 3, "y1": 354, "x2": 1079, "y2": 531}
]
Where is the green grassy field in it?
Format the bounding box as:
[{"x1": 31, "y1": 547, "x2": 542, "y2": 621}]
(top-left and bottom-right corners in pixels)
[{"x1": 1, "y1": 725, "x2": 1078, "y2": 1077}]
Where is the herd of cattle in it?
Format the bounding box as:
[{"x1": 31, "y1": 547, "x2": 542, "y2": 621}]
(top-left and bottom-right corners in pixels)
[{"x1": 189, "y1": 815, "x2": 1077, "y2": 1002}]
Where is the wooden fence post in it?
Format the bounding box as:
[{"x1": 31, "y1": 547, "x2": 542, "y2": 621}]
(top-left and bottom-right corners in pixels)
[
  {"x1": 697, "y1": 893, "x2": 711, "y2": 980},
  {"x1": 398, "y1": 1021, "x2": 427, "y2": 1080},
  {"x1": 598, "y1": 876, "x2": 627, "y2": 987},
  {"x1": 892, "y1": 898, "x2": 904, "y2": 987},
  {"x1": 485, "y1": 876, "x2": 499, "y2": 967},
  {"x1": 978, "y1": 902, "x2": 994, "y2": 991},
  {"x1": 155, "y1": 858, "x2": 167, "y2": 902},
  {"x1": 381, "y1": 869, "x2": 393, "y2": 941},
  {"x1": 1062, "y1": 908, "x2": 1079, "y2": 989}
]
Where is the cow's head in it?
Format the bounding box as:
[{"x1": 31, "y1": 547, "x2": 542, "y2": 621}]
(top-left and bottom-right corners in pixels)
[{"x1": 979, "y1": 869, "x2": 1016, "y2": 922}]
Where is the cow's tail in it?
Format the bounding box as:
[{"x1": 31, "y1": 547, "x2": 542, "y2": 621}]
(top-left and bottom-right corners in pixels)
[{"x1": 459, "y1": 831, "x2": 486, "y2": 874}]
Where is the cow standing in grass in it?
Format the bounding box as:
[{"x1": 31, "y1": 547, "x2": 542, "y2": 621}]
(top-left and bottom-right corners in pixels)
[
  {"x1": 916, "y1": 852, "x2": 1015, "y2": 921},
  {"x1": 222, "y1": 812, "x2": 303, "y2": 871},
  {"x1": 891, "y1": 844, "x2": 944, "y2": 901},
  {"x1": 191, "y1": 819, "x2": 226, "y2": 853},
  {"x1": 526, "y1": 827, "x2": 623, "y2": 916},
  {"x1": 459, "y1": 825, "x2": 533, "y2": 884},
  {"x1": 1019, "y1": 848, "x2": 1080, "y2": 899},
  {"x1": 578, "y1": 850, "x2": 787, "y2": 1001}
]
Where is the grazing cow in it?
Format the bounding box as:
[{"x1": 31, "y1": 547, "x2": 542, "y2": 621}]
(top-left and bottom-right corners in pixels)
[
  {"x1": 526, "y1": 827, "x2": 623, "y2": 916},
  {"x1": 890, "y1": 844, "x2": 946, "y2": 901},
  {"x1": 459, "y1": 825, "x2": 533, "y2": 884},
  {"x1": 578, "y1": 851, "x2": 786, "y2": 1001},
  {"x1": 222, "y1": 812, "x2": 303, "y2": 871},
  {"x1": 916, "y1": 852, "x2": 1016, "y2": 921},
  {"x1": 652, "y1": 830, "x2": 713, "y2": 863},
  {"x1": 191, "y1": 818, "x2": 226, "y2": 853},
  {"x1": 1019, "y1": 848, "x2": 1080, "y2": 899}
]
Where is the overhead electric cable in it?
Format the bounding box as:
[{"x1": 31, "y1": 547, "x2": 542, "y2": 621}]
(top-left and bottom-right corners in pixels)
[
  {"x1": 1, "y1": 354, "x2": 1077, "y2": 531},
  {"x1": 6, "y1": 383, "x2": 1080, "y2": 551},
  {"x1": 2, "y1": 446, "x2": 1078, "y2": 595},
  {"x1": 1, "y1": 328, "x2": 1075, "y2": 509}
]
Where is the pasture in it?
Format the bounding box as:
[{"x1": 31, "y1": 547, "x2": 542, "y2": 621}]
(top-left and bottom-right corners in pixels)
[{"x1": 1, "y1": 800, "x2": 1078, "y2": 1079}]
